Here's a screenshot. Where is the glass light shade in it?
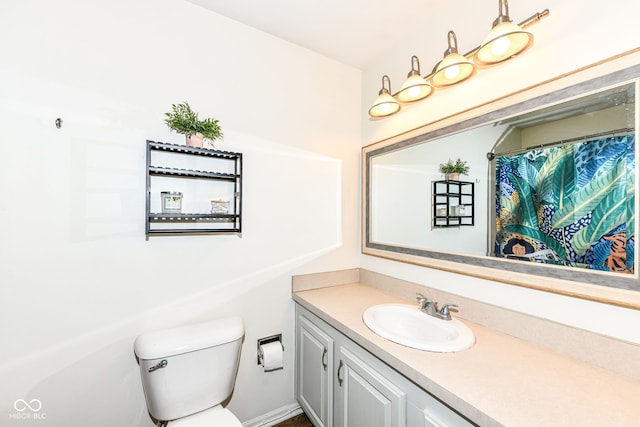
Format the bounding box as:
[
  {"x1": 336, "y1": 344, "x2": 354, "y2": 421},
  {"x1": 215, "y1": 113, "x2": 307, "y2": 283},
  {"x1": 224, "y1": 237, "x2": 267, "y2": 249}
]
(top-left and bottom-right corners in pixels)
[
  {"x1": 475, "y1": 21, "x2": 533, "y2": 65},
  {"x1": 431, "y1": 53, "x2": 476, "y2": 87},
  {"x1": 368, "y1": 90, "x2": 400, "y2": 118},
  {"x1": 396, "y1": 74, "x2": 433, "y2": 103}
]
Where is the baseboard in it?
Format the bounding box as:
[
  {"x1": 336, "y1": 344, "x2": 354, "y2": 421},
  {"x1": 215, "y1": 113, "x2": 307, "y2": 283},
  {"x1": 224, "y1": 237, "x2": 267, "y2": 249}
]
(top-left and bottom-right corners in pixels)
[{"x1": 242, "y1": 402, "x2": 303, "y2": 427}]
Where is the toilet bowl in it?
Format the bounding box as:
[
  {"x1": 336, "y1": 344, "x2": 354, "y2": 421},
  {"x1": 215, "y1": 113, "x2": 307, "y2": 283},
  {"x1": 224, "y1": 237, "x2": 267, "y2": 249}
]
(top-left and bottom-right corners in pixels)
[
  {"x1": 134, "y1": 316, "x2": 244, "y2": 426},
  {"x1": 169, "y1": 405, "x2": 241, "y2": 427}
]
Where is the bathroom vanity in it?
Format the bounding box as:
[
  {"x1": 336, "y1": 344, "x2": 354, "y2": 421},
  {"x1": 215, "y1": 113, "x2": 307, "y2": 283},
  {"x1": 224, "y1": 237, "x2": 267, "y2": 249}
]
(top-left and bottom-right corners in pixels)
[
  {"x1": 293, "y1": 269, "x2": 640, "y2": 427},
  {"x1": 296, "y1": 304, "x2": 475, "y2": 427}
]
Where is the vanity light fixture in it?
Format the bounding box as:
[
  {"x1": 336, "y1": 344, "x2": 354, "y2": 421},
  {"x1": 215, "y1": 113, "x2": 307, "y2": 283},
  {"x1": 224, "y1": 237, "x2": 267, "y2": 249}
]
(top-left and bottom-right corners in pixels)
[
  {"x1": 431, "y1": 31, "x2": 477, "y2": 88},
  {"x1": 474, "y1": 0, "x2": 534, "y2": 65},
  {"x1": 367, "y1": 1, "x2": 549, "y2": 119},
  {"x1": 368, "y1": 75, "x2": 401, "y2": 118},
  {"x1": 396, "y1": 56, "x2": 433, "y2": 103}
]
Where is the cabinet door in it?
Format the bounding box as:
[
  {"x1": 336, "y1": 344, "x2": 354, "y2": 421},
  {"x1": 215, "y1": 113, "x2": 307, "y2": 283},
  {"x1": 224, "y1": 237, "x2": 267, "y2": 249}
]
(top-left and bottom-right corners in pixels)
[
  {"x1": 407, "y1": 393, "x2": 476, "y2": 427},
  {"x1": 335, "y1": 347, "x2": 406, "y2": 427},
  {"x1": 297, "y1": 314, "x2": 334, "y2": 427}
]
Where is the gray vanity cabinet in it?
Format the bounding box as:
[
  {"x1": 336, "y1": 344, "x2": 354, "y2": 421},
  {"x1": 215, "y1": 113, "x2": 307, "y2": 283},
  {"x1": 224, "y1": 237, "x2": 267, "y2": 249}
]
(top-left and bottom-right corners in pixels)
[
  {"x1": 295, "y1": 304, "x2": 476, "y2": 427},
  {"x1": 296, "y1": 313, "x2": 334, "y2": 427}
]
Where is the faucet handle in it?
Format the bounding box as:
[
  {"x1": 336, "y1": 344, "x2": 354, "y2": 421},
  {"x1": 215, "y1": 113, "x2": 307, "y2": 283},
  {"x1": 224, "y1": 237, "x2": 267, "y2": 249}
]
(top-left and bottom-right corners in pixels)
[
  {"x1": 439, "y1": 304, "x2": 459, "y2": 320},
  {"x1": 416, "y1": 293, "x2": 433, "y2": 306},
  {"x1": 416, "y1": 293, "x2": 438, "y2": 315},
  {"x1": 416, "y1": 293, "x2": 428, "y2": 303}
]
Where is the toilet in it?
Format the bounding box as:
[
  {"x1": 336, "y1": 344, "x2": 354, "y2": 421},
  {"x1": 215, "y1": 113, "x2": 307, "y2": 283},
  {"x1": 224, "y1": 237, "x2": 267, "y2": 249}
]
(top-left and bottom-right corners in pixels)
[{"x1": 134, "y1": 316, "x2": 244, "y2": 426}]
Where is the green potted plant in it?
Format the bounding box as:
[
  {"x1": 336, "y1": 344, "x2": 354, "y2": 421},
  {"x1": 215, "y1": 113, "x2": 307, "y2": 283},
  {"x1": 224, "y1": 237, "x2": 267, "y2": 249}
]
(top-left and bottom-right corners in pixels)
[
  {"x1": 438, "y1": 158, "x2": 470, "y2": 180},
  {"x1": 164, "y1": 101, "x2": 223, "y2": 148}
]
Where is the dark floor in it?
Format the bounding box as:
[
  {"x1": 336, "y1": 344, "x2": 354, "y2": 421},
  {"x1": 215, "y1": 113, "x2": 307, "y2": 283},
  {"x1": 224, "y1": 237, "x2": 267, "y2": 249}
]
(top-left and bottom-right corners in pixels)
[{"x1": 273, "y1": 412, "x2": 313, "y2": 427}]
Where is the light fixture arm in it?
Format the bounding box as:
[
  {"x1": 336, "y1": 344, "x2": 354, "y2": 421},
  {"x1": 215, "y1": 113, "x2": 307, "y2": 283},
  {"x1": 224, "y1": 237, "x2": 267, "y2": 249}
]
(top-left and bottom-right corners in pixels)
[
  {"x1": 493, "y1": 0, "x2": 511, "y2": 27},
  {"x1": 444, "y1": 30, "x2": 460, "y2": 56},
  {"x1": 408, "y1": 55, "x2": 421, "y2": 77},
  {"x1": 380, "y1": 74, "x2": 392, "y2": 95}
]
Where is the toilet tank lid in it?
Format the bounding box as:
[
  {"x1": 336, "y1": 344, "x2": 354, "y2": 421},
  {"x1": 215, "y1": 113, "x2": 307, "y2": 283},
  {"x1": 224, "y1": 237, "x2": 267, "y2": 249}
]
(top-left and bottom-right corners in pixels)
[{"x1": 134, "y1": 316, "x2": 244, "y2": 360}]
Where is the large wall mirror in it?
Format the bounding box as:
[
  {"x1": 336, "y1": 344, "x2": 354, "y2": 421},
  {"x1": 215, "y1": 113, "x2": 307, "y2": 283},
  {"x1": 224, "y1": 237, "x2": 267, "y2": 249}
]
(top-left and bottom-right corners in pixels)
[{"x1": 363, "y1": 51, "x2": 640, "y2": 309}]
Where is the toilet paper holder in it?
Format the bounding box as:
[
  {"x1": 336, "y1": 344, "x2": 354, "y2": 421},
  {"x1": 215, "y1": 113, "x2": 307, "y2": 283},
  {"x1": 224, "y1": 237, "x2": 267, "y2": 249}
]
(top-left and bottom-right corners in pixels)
[{"x1": 257, "y1": 334, "x2": 283, "y2": 365}]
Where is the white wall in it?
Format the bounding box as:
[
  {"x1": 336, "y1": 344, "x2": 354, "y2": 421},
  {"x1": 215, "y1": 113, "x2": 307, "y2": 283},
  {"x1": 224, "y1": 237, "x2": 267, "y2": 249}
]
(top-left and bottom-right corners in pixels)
[
  {"x1": 361, "y1": 0, "x2": 640, "y2": 343},
  {"x1": 0, "y1": 0, "x2": 361, "y2": 425}
]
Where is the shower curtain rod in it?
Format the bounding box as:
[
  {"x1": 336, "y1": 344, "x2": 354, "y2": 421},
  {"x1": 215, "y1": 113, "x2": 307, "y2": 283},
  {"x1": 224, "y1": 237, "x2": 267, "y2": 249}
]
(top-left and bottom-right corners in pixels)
[{"x1": 489, "y1": 127, "x2": 635, "y2": 159}]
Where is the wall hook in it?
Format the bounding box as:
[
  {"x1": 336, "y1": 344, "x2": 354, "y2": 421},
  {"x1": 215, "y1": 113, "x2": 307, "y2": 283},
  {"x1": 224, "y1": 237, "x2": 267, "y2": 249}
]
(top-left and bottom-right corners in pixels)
[{"x1": 55, "y1": 118, "x2": 63, "y2": 129}]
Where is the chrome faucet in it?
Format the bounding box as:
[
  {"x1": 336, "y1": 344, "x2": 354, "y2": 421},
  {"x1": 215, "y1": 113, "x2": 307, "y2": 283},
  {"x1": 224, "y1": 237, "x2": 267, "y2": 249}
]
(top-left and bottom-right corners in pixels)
[
  {"x1": 416, "y1": 293, "x2": 458, "y2": 321},
  {"x1": 416, "y1": 293, "x2": 438, "y2": 316}
]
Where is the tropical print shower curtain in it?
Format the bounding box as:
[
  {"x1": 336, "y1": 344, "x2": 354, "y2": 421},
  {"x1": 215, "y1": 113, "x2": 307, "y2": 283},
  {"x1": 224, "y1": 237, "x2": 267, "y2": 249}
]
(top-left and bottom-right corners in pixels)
[{"x1": 495, "y1": 134, "x2": 635, "y2": 273}]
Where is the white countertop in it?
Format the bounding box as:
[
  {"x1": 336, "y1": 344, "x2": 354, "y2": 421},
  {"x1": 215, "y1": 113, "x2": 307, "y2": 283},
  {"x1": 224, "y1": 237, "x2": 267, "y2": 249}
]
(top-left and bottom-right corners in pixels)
[{"x1": 293, "y1": 283, "x2": 640, "y2": 427}]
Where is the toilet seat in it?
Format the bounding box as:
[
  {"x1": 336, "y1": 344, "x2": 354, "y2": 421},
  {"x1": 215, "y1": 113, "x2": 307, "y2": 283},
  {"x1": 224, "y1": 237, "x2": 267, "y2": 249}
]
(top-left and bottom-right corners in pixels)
[{"x1": 168, "y1": 406, "x2": 242, "y2": 427}]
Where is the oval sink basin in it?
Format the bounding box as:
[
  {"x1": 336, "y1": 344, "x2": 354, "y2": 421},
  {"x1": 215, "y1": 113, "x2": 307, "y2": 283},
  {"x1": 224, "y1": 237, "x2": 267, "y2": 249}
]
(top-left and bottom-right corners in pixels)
[{"x1": 362, "y1": 304, "x2": 475, "y2": 352}]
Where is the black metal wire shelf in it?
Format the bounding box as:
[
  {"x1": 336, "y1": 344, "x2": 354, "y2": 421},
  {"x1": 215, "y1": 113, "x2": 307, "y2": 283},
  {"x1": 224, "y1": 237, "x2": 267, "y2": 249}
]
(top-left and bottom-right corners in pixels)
[
  {"x1": 148, "y1": 166, "x2": 239, "y2": 181},
  {"x1": 147, "y1": 228, "x2": 240, "y2": 235},
  {"x1": 432, "y1": 180, "x2": 474, "y2": 228},
  {"x1": 145, "y1": 139, "x2": 243, "y2": 238},
  {"x1": 147, "y1": 140, "x2": 240, "y2": 159},
  {"x1": 148, "y1": 213, "x2": 238, "y2": 222}
]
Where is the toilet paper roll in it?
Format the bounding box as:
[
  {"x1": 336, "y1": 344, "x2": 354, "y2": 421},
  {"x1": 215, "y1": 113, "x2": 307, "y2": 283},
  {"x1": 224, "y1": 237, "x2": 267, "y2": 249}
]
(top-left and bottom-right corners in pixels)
[{"x1": 259, "y1": 341, "x2": 284, "y2": 372}]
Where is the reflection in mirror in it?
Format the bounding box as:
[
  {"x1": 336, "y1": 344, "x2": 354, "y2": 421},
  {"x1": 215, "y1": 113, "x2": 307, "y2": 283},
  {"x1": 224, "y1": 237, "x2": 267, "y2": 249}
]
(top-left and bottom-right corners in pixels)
[
  {"x1": 370, "y1": 127, "x2": 491, "y2": 255},
  {"x1": 492, "y1": 84, "x2": 635, "y2": 273},
  {"x1": 364, "y1": 59, "x2": 640, "y2": 302}
]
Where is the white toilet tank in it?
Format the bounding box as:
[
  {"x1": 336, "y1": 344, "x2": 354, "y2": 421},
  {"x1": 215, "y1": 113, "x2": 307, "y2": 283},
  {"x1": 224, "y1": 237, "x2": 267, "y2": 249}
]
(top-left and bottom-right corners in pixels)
[{"x1": 134, "y1": 316, "x2": 244, "y2": 422}]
